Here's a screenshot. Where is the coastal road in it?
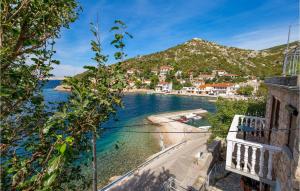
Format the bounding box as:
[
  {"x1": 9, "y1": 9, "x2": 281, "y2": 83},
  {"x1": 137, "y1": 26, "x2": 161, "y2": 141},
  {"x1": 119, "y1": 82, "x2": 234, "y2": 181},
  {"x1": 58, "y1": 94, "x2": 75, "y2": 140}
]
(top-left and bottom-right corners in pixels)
[{"x1": 106, "y1": 135, "x2": 210, "y2": 191}]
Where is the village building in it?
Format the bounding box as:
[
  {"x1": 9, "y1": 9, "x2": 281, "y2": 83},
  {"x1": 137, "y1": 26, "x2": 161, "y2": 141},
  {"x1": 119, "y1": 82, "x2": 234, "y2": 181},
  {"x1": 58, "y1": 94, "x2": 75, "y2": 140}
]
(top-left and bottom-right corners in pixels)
[
  {"x1": 155, "y1": 82, "x2": 173, "y2": 92},
  {"x1": 143, "y1": 79, "x2": 151, "y2": 86},
  {"x1": 151, "y1": 69, "x2": 159, "y2": 75},
  {"x1": 127, "y1": 80, "x2": 136, "y2": 89},
  {"x1": 181, "y1": 86, "x2": 200, "y2": 94},
  {"x1": 198, "y1": 83, "x2": 235, "y2": 95},
  {"x1": 225, "y1": 46, "x2": 300, "y2": 191},
  {"x1": 159, "y1": 66, "x2": 174, "y2": 76},
  {"x1": 126, "y1": 69, "x2": 135, "y2": 75},
  {"x1": 224, "y1": 73, "x2": 239, "y2": 78},
  {"x1": 179, "y1": 79, "x2": 186, "y2": 85},
  {"x1": 198, "y1": 84, "x2": 214, "y2": 94},
  {"x1": 212, "y1": 69, "x2": 227, "y2": 76},
  {"x1": 175, "y1": 70, "x2": 182, "y2": 78},
  {"x1": 198, "y1": 73, "x2": 215, "y2": 80},
  {"x1": 192, "y1": 79, "x2": 205, "y2": 87}
]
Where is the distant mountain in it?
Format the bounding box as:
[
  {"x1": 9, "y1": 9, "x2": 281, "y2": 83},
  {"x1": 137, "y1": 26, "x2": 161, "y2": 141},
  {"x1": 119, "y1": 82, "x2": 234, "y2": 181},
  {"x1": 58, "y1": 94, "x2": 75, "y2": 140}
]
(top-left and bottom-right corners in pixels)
[{"x1": 121, "y1": 38, "x2": 299, "y2": 78}]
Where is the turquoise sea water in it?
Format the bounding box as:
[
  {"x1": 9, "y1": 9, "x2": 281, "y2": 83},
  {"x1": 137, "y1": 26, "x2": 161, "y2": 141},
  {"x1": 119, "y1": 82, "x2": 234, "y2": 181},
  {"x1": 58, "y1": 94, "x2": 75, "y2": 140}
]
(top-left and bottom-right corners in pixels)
[{"x1": 43, "y1": 80, "x2": 216, "y2": 188}]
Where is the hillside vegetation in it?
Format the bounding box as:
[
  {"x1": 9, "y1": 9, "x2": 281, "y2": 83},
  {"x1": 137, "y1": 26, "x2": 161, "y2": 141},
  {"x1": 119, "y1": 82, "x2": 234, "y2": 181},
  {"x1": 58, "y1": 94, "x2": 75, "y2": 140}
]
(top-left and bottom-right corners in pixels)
[{"x1": 121, "y1": 38, "x2": 299, "y2": 78}]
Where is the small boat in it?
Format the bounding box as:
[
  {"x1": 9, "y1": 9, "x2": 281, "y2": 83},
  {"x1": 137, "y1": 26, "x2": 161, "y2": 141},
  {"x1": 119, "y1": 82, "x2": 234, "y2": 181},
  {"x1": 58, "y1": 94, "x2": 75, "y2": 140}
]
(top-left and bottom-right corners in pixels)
[
  {"x1": 185, "y1": 113, "x2": 196, "y2": 119},
  {"x1": 193, "y1": 116, "x2": 202, "y2": 120}
]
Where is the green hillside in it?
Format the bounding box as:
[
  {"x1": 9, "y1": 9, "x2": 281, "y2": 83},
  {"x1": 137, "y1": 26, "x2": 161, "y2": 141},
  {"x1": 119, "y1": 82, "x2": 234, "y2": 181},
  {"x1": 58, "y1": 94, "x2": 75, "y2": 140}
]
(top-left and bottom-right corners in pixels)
[{"x1": 122, "y1": 39, "x2": 299, "y2": 78}]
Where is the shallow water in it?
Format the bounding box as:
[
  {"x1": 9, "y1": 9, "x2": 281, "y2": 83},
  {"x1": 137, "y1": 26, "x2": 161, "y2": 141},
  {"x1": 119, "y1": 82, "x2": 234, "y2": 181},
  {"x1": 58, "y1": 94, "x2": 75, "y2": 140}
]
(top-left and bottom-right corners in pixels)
[{"x1": 43, "y1": 80, "x2": 216, "y2": 188}]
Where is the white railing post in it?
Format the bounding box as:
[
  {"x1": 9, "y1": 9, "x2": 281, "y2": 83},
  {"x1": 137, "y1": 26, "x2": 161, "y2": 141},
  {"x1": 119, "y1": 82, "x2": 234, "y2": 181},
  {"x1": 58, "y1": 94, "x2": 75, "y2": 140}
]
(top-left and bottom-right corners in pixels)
[
  {"x1": 251, "y1": 147, "x2": 257, "y2": 174},
  {"x1": 236, "y1": 143, "x2": 241, "y2": 170},
  {"x1": 243, "y1": 145, "x2": 249, "y2": 172},
  {"x1": 259, "y1": 148, "x2": 265, "y2": 177},
  {"x1": 226, "y1": 140, "x2": 233, "y2": 168},
  {"x1": 267, "y1": 150, "x2": 274, "y2": 180}
]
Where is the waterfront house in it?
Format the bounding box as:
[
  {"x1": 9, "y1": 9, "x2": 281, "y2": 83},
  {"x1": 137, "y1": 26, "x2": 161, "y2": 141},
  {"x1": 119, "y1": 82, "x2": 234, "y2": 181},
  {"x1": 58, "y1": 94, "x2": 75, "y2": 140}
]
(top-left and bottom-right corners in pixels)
[
  {"x1": 155, "y1": 82, "x2": 173, "y2": 92},
  {"x1": 182, "y1": 86, "x2": 199, "y2": 94},
  {"x1": 211, "y1": 83, "x2": 235, "y2": 95},
  {"x1": 225, "y1": 46, "x2": 300, "y2": 191},
  {"x1": 198, "y1": 83, "x2": 235, "y2": 95}
]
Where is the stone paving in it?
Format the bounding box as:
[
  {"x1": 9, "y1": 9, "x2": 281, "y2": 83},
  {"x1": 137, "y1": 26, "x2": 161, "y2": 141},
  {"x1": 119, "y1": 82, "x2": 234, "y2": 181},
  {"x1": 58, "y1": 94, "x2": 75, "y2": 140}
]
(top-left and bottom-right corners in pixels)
[
  {"x1": 106, "y1": 137, "x2": 211, "y2": 191},
  {"x1": 207, "y1": 173, "x2": 242, "y2": 191}
]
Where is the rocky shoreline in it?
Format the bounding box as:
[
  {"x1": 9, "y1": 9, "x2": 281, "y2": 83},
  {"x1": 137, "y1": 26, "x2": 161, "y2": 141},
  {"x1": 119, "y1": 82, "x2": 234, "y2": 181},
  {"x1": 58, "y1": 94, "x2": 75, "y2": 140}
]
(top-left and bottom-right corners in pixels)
[{"x1": 53, "y1": 84, "x2": 71, "y2": 92}]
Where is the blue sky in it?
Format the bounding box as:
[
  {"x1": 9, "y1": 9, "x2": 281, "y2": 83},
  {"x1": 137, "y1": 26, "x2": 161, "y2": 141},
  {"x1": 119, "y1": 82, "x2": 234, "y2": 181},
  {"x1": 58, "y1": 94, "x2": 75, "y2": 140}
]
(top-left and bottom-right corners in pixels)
[{"x1": 52, "y1": 0, "x2": 299, "y2": 77}]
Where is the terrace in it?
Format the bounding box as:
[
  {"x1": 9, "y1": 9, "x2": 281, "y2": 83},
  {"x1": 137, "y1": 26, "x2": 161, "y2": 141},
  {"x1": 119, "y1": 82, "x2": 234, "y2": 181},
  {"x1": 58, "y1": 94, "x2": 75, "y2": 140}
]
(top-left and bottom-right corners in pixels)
[{"x1": 225, "y1": 115, "x2": 282, "y2": 186}]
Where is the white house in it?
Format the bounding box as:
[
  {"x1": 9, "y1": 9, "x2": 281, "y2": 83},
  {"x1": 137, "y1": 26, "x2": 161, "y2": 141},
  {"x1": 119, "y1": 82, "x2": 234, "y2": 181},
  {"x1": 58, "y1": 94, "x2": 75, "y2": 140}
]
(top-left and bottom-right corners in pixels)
[
  {"x1": 182, "y1": 87, "x2": 200, "y2": 94},
  {"x1": 210, "y1": 83, "x2": 235, "y2": 95},
  {"x1": 155, "y1": 82, "x2": 172, "y2": 92},
  {"x1": 198, "y1": 83, "x2": 235, "y2": 95},
  {"x1": 212, "y1": 69, "x2": 227, "y2": 76}
]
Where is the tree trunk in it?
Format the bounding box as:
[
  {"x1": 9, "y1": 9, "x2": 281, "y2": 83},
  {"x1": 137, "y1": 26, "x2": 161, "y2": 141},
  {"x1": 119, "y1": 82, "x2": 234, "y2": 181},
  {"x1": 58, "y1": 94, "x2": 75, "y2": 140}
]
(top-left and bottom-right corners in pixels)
[{"x1": 92, "y1": 132, "x2": 97, "y2": 191}]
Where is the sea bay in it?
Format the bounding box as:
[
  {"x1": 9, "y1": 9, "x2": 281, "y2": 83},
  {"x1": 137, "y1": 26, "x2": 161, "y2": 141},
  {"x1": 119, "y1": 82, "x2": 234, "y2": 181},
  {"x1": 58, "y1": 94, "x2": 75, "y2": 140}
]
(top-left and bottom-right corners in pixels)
[{"x1": 43, "y1": 80, "x2": 216, "y2": 188}]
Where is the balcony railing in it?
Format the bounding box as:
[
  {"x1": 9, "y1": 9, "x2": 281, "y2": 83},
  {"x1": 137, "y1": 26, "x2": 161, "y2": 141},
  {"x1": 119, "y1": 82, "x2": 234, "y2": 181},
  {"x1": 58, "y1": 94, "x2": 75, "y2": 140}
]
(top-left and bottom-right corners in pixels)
[
  {"x1": 225, "y1": 115, "x2": 282, "y2": 184},
  {"x1": 283, "y1": 46, "x2": 300, "y2": 76}
]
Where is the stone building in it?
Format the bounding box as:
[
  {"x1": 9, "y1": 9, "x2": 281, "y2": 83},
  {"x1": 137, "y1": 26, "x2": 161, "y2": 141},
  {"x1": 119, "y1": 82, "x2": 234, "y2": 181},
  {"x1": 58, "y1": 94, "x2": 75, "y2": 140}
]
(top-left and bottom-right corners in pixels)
[{"x1": 225, "y1": 46, "x2": 299, "y2": 191}]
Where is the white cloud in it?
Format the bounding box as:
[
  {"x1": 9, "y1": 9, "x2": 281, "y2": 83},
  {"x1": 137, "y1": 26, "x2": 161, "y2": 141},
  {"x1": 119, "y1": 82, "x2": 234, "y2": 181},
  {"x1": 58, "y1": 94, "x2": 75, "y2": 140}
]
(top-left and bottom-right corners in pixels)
[
  {"x1": 225, "y1": 25, "x2": 299, "y2": 50},
  {"x1": 51, "y1": 64, "x2": 86, "y2": 77}
]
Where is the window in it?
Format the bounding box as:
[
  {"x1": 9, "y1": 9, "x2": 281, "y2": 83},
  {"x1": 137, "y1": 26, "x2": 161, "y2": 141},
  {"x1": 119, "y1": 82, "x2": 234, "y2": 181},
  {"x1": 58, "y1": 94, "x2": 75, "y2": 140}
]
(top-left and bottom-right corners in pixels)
[
  {"x1": 270, "y1": 97, "x2": 280, "y2": 129},
  {"x1": 269, "y1": 97, "x2": 281, "y2": 143},
  {"x1": 287, "y1": 105, "x2": 298, "y2": 152}
]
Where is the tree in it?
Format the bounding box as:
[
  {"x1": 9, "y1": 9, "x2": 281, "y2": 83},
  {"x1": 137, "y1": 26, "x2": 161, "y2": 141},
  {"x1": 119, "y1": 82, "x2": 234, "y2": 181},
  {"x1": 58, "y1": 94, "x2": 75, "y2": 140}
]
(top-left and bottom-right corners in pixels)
[
  {"x1": 134, "y1": 80, "x2": 142, "y2": 89},
  {"x1": 149, "y1": 75, "x2": 159, "y2": 89},
  {"x1": 256, "y1": 83, "x2": 268, "y2": 97},
  {"x1": 183, "y1": 81, "x2": 193, "y2": 87},
  {"x1": 0, "y1": 1, "x2": 131, "y2": 190},
  {"x1": 237, "y1": 85, "x2": 254, "y2": 96},
  {"x1": 172, "y1": 79, "x2": 183, "y2": 90}
]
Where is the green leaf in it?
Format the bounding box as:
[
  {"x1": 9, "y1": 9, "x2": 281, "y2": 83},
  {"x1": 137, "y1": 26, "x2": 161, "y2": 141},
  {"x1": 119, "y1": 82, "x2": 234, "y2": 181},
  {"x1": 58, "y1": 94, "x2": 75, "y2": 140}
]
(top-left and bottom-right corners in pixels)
[
  {"x1": 43, "y1": 173, "x2": 57, "y2": 187},
  {"x1": 60, "y1": 143, "x2": 67, "y2": 154},
  {"x1": 47, "y1": 156, "x2": 61, "y2": 174}
]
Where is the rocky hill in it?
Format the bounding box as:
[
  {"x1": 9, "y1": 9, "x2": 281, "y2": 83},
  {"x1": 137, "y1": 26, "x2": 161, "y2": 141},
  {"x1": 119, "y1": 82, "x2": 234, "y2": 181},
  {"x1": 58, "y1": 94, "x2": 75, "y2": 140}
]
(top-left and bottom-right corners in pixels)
[{"x1": 122, "y1": 38, "x2": 299, "y2": 78}]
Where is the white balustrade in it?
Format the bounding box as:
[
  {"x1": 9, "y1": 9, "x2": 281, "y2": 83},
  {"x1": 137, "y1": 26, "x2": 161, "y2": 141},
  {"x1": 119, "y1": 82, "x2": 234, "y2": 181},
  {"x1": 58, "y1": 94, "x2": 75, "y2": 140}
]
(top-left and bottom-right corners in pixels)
[
  {"x1": 226, "y1": 115, "x2": 281, "y2": 181},
  {"x1": 259, "y1": 148, "x2": 265, "y2": 177},
  {"x1": 250, "y1": 147, "x2": 257, "y2": 174},
  {"x1": 243, "y1": 145, "x2": 249, "y2": 172},
  {"x1": 236, "y1": 143, "x2": 241, "y2": 170}
]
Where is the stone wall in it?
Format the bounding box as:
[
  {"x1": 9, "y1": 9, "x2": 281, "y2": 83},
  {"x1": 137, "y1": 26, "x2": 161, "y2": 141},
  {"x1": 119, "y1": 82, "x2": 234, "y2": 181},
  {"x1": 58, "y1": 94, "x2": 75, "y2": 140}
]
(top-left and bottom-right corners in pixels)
[{"x1": 264, "y1": 83, "x2": 299, "y2": 191}]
